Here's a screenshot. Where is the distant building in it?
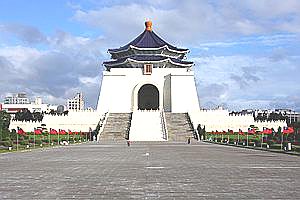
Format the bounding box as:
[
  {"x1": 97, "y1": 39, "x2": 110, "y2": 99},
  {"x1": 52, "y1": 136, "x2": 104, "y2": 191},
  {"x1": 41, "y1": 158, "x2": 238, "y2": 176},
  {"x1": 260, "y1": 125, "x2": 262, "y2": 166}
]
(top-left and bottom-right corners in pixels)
[
  {"x1": 4, "y1": 93, "x2": 30, "y2": 104},
  {"x1": 67, "y1": 92, "x2": 84, "y2": 111},
  {"x1": 2, "y1": 93, "x2": 49, "y2": 114}
]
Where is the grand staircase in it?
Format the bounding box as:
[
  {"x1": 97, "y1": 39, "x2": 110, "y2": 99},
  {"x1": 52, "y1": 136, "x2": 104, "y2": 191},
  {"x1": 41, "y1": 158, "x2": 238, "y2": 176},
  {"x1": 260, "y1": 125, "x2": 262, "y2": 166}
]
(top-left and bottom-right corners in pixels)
[
  {"x1": 99, "y1": 113, "x2": 132, "y2": 141},
  {"x1": 99, "y1": 112, "x2": 196, "y2": 142},
  {"x1": 164, "y1": 112, "x2": 196, "y2": 141}
]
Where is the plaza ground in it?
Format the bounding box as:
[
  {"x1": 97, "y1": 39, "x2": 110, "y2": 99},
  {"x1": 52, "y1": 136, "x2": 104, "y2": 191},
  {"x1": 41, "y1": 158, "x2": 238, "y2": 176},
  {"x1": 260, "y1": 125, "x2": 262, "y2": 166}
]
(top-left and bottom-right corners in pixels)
[{"x1": 0, "y1": 142, "x2": 299, "y2": 199}]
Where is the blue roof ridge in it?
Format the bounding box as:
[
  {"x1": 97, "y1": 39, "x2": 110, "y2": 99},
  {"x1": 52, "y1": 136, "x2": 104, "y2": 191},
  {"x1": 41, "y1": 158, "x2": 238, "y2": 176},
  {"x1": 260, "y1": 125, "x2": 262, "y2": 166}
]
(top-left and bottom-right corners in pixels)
[{"x1": 103, "y1": 54, "x2": 193, "y2": 67}]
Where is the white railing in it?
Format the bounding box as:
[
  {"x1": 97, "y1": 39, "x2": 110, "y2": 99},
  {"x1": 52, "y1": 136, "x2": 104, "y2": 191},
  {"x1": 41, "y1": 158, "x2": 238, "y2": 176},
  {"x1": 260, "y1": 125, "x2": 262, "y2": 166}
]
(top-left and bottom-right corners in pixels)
[
  {"x1": 97, "y1": 112, "x2": 109, "y2": 141},
  {"x1": 187, "y1": 112, "x2": 199, "y2": 141},
  {"x1": 160, "y1": 110, "x2": 168, "y2": 140},
  {"x1": 126, "y1": 112, "x2": 133, "y2": 140}
]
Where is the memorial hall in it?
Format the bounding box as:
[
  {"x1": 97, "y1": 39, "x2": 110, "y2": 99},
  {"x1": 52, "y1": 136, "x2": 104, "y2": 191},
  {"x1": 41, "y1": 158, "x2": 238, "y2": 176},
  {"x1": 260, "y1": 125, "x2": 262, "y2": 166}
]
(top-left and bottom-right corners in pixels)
[{"x1": 9, "y1": 21, "x2": 286, "y2": 141}]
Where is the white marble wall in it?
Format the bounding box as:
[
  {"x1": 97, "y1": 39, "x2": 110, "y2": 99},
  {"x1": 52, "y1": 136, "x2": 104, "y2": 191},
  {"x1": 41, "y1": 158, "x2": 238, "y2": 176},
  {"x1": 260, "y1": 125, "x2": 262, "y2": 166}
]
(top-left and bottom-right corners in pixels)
[
  {"x1": 189, "y1": 109, "x2": 287, "y2": 132},
  {"x1": 97, "y1": 68, "x2": 200, "y2": 113},
  {"x1": 9, "y1": 110, "x2": 103, "y2": 132}
]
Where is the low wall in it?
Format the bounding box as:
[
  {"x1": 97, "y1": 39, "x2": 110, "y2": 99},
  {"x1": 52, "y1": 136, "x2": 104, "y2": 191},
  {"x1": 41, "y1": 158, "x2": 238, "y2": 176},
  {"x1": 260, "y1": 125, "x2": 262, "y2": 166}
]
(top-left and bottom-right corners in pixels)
[
  {"x1": 10, "y1": 109, "x2": 287, "y2": 133},
  {"x1": 9, "y1": 110, "x2": 104, "y2": 132},
  {"x1": 189, "y1": 109, "x2": 286, "y2": 132}
]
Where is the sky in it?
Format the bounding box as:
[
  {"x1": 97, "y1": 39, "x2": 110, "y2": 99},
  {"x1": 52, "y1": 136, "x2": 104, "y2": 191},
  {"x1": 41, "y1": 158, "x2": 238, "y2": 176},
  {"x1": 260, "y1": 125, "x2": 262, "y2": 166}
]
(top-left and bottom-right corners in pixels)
[{"x1": 0, "y1": 0, "x2": 300, "y2": 111}]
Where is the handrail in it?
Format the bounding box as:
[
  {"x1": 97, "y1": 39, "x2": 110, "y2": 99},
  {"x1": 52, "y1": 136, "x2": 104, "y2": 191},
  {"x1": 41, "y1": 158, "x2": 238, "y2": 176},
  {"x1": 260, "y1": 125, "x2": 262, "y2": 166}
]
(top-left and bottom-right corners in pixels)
[
  {"x1": 126, "y1": 112, "x2": 133, "y2": 140},
  {"x1": 187, "y1": 112, "x2": 199, "y2": 141},
  {"x1": 97, "y1": 112, "x2": 109, "y2": 141},
  {"x1": 160, "y1": 110, "x2": 168, "y2": 140}
]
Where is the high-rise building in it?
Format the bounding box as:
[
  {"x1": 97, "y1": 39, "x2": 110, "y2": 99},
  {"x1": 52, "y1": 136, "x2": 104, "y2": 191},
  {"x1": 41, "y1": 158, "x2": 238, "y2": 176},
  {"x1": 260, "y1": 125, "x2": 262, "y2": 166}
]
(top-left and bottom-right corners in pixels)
[{"x1": 67, "y1": 92, "x2": 84, "y2": 111}]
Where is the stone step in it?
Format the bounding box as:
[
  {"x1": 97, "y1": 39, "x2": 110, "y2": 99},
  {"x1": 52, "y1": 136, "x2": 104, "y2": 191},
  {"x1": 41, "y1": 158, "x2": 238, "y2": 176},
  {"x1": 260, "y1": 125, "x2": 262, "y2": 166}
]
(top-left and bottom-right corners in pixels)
[
  {"x1": 165, "y1": 112, "x2": 196, "y2": 142},
  {"x1": 99, "y1": 113, "x2": 132, "y2": 141}
]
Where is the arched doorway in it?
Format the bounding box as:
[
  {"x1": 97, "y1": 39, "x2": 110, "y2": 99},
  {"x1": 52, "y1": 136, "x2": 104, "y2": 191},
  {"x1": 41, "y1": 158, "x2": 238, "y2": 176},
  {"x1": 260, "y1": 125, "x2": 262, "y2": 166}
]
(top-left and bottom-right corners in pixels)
[{"x1": 138, "y1": 84, "x2": 159, "y2": 110}]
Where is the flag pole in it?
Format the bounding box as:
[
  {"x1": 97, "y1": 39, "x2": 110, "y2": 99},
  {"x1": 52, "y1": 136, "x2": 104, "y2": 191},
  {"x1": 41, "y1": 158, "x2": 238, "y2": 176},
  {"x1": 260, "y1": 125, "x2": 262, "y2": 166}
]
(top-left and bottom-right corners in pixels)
[
  {"x1": 17, "y1": 132, "x2": 19, "y2": 151},
  {"x1": 58, "y1": 129, "x2": 60, "y2": 146},
  {"x1": 281, "y1": 132, "x2": 283, "y2": 150},
  {"x1": 295, "y1": 128, "x2": 298, "y2": 143}
]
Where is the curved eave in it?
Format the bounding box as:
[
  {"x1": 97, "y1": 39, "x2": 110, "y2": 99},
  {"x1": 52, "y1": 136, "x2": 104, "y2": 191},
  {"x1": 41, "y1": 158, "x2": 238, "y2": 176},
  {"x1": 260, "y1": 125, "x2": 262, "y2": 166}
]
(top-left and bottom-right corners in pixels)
[
  {"x1": 108, "y1": 45, "x2": 189, "y2": 55},
  {"x1": 103, "y1": 57, "x2": 193, "y2": 68}
]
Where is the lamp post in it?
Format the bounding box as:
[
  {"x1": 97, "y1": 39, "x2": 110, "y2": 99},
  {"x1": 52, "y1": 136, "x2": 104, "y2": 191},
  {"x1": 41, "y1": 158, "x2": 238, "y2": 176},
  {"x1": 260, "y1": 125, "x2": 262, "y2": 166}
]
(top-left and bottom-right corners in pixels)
[
  {"x1": 0, "y1": 120, "x2": 2, "y2": 142},
  {"x1": 281, "y1": 132, "x2": 283, "y2": 150},
  {"x1": 261, "y1": 132, "x2": 263, "y2": 148},
  {"x1": 16, "y1": 132, "x2": 19, "y2": 151}
]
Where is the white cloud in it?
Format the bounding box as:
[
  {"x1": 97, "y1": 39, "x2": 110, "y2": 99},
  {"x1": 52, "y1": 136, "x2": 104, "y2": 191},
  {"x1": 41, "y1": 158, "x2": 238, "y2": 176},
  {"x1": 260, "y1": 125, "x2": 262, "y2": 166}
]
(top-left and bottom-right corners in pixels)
[
  {"x1": 0, "y1": 23, "x2": 47, "y2": 44},
  {"x1": 0, "y1": 46, "x2": 43, "y2": 71},
  {"x1": 194, "y1": 34, "x2": 298, "y2": 50},
  {"x1": 0, "y1": 32, "x2": 104, "y2": 107},
  {"x1": 71, "y1": 0, "x2": 300, "y2": 47},
  {"x1": 193, "y1": 53, "x2": 300, "y2": 110},
  {"x1": 239, "y1": 0, "x2": 300, "y2": 18},
  {"x1": 79, "y1": 76, "x2": 100, "y2": 86}
]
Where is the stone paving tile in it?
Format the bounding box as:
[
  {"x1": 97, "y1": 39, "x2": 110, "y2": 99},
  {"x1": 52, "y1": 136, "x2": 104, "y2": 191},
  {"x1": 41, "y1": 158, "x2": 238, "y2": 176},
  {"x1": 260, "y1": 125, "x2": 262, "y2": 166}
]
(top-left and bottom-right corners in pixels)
[{"x1": 0, "y1": 142, "x2": 299, "y2": 199}]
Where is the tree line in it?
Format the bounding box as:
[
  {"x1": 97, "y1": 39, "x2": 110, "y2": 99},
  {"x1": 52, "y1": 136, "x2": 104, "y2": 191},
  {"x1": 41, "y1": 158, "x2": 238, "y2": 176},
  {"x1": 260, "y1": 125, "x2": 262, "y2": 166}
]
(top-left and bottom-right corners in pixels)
[
  {"x1": 254, "y1": 112, "x2": 288, "y2": 121},
  {"x1": 14, "y1": 109, "x2": 44, "y2": 122},
  {"x1": 12, "y1": 109, "x2": 69, "y2": 122}
]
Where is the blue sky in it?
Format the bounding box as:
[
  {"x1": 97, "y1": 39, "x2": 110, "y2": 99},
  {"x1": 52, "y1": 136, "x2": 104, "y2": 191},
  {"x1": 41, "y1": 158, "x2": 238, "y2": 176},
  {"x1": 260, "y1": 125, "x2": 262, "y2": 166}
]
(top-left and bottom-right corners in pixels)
[{"x1": 0, "y1": 0, "x2": 300, "y2": 111}]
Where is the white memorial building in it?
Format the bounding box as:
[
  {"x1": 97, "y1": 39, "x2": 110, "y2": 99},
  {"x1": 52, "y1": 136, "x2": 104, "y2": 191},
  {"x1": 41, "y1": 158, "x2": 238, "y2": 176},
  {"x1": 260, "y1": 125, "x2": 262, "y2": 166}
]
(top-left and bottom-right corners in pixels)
[
  {"x1": 9, "y1": 21, "x2": 286, "y2": 141},
  {"x1": 97, "y1": 21, "x2": 199, "y2": 113},
  {"x1": 97, "y1": 21, "x2": 199, "y2": 141}
]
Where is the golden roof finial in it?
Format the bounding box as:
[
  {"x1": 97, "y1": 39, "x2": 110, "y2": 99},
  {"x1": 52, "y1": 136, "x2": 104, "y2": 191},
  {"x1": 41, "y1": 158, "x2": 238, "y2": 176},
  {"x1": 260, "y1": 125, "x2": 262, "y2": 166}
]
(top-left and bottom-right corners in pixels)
[{"x1": 145, "y1": 20, "x2": 152, "y2": 31}]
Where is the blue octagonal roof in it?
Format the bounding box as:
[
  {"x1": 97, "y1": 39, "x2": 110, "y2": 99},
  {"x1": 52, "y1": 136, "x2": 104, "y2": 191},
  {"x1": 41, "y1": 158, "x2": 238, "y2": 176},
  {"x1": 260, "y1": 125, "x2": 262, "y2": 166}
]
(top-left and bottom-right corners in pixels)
[{"x1": 108, "y1": 21, "x2": 188, "y2": 54}]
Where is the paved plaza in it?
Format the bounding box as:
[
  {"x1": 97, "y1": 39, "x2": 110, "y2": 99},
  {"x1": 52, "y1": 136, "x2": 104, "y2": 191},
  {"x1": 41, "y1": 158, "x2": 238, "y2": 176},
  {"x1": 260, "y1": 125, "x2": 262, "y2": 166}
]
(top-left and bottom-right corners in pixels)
[{"x1": 0, "y1": 142, "x2": 300, "y2": 199}]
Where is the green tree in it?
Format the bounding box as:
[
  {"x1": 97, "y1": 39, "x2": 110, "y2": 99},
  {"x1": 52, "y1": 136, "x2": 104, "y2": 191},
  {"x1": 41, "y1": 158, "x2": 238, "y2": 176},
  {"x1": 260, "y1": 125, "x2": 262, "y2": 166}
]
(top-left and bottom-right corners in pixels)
[
  {"x1": 0, "y1": 111, "x2": 11, "y2": 141},
  {"x1": 32, "y1": 112, "x2": 43, "y2": 122}
]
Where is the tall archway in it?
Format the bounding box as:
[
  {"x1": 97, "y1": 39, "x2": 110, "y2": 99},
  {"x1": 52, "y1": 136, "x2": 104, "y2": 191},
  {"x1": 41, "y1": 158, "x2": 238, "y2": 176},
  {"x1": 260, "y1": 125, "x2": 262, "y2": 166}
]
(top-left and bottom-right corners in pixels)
[{"x1": 138, "y1": 84, "x2": 159, "y2": 110}]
